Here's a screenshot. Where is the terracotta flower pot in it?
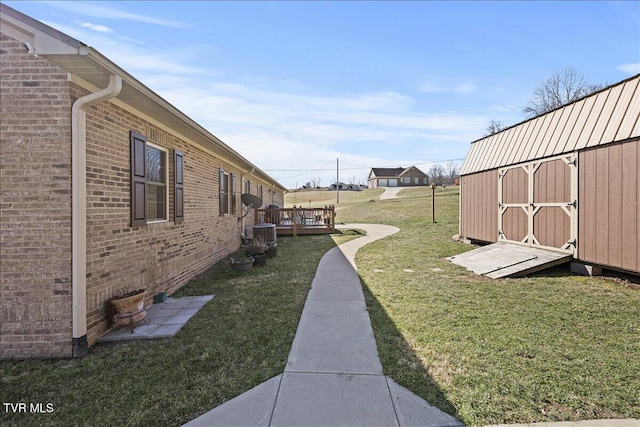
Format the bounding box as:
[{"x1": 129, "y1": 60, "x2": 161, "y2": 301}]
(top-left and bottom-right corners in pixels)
[
  {"x1": 109, "y1": 290, "x2": 147, "y2": 328},
  {"x1": 111, "y1": 291, "x2": 146, "y2": 315}
]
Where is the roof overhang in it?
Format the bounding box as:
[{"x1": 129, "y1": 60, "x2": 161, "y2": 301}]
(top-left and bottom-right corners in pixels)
[{"x1": 1, "y1": 4, "x2": 287, "y2": 192}]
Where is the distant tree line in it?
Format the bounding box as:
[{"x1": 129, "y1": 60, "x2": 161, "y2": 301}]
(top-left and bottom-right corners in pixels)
[{"x1": 427, "y1": 161, "x2": 460, "y2": 186}]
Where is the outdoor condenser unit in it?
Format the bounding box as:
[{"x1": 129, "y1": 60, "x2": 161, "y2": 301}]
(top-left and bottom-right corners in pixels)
[{"x1": 253, "y1": 223, "x2": 277, "y2": 243}]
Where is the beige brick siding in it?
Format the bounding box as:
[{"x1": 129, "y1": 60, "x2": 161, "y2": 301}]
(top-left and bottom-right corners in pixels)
[
  {"x1": 0, "y1": 35, "x2": 74, "y2": 358},
  {"x1": 78, "y1": 79, "x2": 284, "y2": 347},
  {"x1": 400, "y1": 169, "x2": 428, "y2": 186},
  {"x1": 1, "y1": 31, "x2": 284, "y2": 358}
]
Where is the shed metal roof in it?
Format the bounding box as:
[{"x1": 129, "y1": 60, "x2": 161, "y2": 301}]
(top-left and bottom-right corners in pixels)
[{"x1": 461, "y1": 74, "x2": 640, "y2": 175}]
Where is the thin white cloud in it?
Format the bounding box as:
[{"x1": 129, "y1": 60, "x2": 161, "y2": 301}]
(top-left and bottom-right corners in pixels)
[
  {"x1": 617, "y1": 63, "x2": 640, "y2": 75},
  {"x1": 147, "y1": 80, "x2": 479, "y2": 187},
  {"x1": 48, "y1": 1, "x2": 185, "y2": 28},
  {"x1": 75, "y1": 21, "x2": 113, "y2": 33},
  {"x1": 39, "y1": 9, "x2": 477, "y2": 188},
  {"x1": 39, "y1": 20, "x2": 208, "y2": 76}
]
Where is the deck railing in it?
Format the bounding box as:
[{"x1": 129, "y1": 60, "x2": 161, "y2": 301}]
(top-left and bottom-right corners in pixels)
[{"x1": 254, "y1": 206, "x2": 335, "y2": 236}]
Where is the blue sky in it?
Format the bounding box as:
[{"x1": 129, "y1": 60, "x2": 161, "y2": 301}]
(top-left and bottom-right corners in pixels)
[{"x1": 5, "y1": 1, "x2": 639, "y2": 188}]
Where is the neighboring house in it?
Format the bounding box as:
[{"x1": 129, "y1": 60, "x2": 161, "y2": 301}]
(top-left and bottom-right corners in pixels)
[
  {"x1": 327, "y1": 182, "x2": 367, "y2": 191},
  {"x1": 459, "y1": 73, "x2": 640, "y2": 275},
  {"x1": 367, "y1": 166, "x2": 428, "y2": 188},
  {"x1": 0, "y1": 4, "x2": 286, "y2": 359},
  {"x1": 328, "y1": 182, "x2": 348, "y2": 191}
]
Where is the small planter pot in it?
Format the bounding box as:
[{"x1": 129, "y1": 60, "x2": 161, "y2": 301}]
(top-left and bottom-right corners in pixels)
[
  {"x1": 252, "y1": 253, "x2": 267, "y2": 267},
  {"x1": 154, "y1": 292, "x2": 167, "y2": 304},
  {"x1": 231, "y1": 258, "x2": 253, "y2": 272},
  {"x1": 266, "y1": 242, "x2": 278, "y2": 258},
  {"x1": 108, "y1": 289, "x2": 147, "y2": 330}
]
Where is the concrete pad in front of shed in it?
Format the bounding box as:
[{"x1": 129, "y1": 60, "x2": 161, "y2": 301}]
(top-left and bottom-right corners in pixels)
[
  {"x1": 270, "y1": 372, "x2": 398, "y2": 427},
  {"x1": 182, "y1": 375, "x2": 282, "y2": 427}
]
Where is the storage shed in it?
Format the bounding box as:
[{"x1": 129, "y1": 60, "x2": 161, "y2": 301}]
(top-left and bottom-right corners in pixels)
[{"x1": 459, "y1": 74, "x2": 640, "y2": 275}]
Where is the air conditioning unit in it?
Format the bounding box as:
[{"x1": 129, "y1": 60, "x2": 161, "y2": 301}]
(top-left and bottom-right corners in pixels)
[{"x1": 253, "y1": 223, "x2": 277, "y2": 243}]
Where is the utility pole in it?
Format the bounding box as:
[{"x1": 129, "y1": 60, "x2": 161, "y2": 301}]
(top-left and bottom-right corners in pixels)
[{"x1": 336, "y1": 158, "x2": 340, "y2": 204}]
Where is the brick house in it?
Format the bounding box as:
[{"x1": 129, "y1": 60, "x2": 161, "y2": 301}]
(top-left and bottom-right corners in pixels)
[
  {"x1": 0, "y1": 4, "x2": 286, "y2": 359},
  {"x1": 367, "y1": 166, "x2": 428, "y2": 188}
]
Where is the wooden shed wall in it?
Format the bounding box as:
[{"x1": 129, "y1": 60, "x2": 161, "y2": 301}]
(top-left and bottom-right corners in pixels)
[
  {"x1": 460, "y1": 169, "x2": 498, "y2": 243},
  {"x1": 578, "y1": 138, "x2": 640, "y2": 273}
]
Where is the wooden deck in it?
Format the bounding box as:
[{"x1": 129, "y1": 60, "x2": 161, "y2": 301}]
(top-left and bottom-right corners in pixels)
[{"x1": 255, "y1": 206, "x2": 335, "y2": 237}]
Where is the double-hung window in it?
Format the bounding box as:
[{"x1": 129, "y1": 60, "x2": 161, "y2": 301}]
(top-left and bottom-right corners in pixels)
[
  {"x1": 146, "y1": 144, "x2": 167, "y2": 221},
  {"x1": 219, "y1": 169, "x2": 229, "y2": 215},
  {"x1": 231, "y1": 173, "x2": 237, "y2": 215},
  {"x1": 130, "y1": 131, "x2": 183, "y2": 226}
]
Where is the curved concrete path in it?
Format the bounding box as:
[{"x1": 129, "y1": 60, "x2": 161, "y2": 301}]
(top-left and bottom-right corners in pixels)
[
  {"x1": 378, "y1": 187, "x2": 405, "y2": 200},
  {"x1": 184, "y1": 223, "x2": 463, "y2": 427}
]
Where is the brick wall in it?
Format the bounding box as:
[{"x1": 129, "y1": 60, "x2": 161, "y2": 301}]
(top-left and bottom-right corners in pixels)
[
  {"x1": 78, "y1": 88, "x2": 284, "y2": 346},
  {"x1": 1, "y1": 32, "x2": 285, "y2": 357},
  {"x1": 0, "y1": 35, "x2": 74, "y2": 358}
]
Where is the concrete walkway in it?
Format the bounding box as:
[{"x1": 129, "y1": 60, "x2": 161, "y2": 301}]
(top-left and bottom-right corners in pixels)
[
  {"x1": 379, "y1": 187, "x2": 405, "y2": 200},
  {"x1": 184, "y1": 223, "x2": 463, "y2": 427},
  {"x1": 183, "y1": 225, "x2": 637, "y2": 427}
]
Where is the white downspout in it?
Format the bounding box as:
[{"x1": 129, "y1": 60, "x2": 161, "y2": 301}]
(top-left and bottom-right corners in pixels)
[{"x1": 71, "y1": 74, "x2": 122, "y2": 357}]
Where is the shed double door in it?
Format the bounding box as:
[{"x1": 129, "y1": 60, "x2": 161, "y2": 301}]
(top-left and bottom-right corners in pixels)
[{"x1": 498, "y1": 153, "x2": 578, "y2": 255}]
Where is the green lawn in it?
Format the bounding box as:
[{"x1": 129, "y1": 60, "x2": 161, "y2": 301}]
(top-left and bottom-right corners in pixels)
[
  {"x1": 0, "y1": 231, "x2": 358, "y2": 427},
  {"x1": 1, "y1": 186, "x2": 638, "y2": 426},
  {"x1": 335, "y1": 186, "x2": 640, "y2": 425}
]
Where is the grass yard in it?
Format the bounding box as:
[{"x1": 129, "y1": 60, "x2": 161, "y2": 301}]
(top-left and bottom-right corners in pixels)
[
  {"x1": 0, "y1": 231, "x2": 359, "y2": 427},
  {"x1": 333, "y1": 186, "x2": 640, "y2": 426},
  {"x1": 1, "y1": 186, "x2": 638, "y2": 426}
]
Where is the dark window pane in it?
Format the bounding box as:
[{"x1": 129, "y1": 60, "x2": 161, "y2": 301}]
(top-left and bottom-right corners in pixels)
[{"x1": 146, "y1": 146, "x2": 166, "y2": 183}]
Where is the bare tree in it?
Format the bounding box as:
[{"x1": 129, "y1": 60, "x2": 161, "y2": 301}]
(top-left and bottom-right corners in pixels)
[
  {"x1": 311, "y1": 176, "x2": 322, "y2": 188},
  {"x1": 523, "y1": 67, "x2": 604, "y2": 117},
  {"x1": 428, "y1": 164, "x2": 446, "y2": 186},
  {"x1": 445, "y1": 161, "x2": 460, "y2": 184},
  {"x1": 485, "y1": 120, "x2": 505, "y2": 136}
]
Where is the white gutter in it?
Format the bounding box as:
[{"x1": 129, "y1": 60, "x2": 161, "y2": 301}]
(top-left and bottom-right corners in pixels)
[{"x1": 71, "y1": 74, "x2": 122, "y2": 357}]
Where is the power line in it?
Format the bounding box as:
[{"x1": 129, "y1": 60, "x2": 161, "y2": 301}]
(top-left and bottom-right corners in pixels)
[
  {"x1": 275, "y1": 159, "x2": 336, "y2": 180},
  {"x1": 265, "y1": 157, "x2": 466, "y2": 174}
]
